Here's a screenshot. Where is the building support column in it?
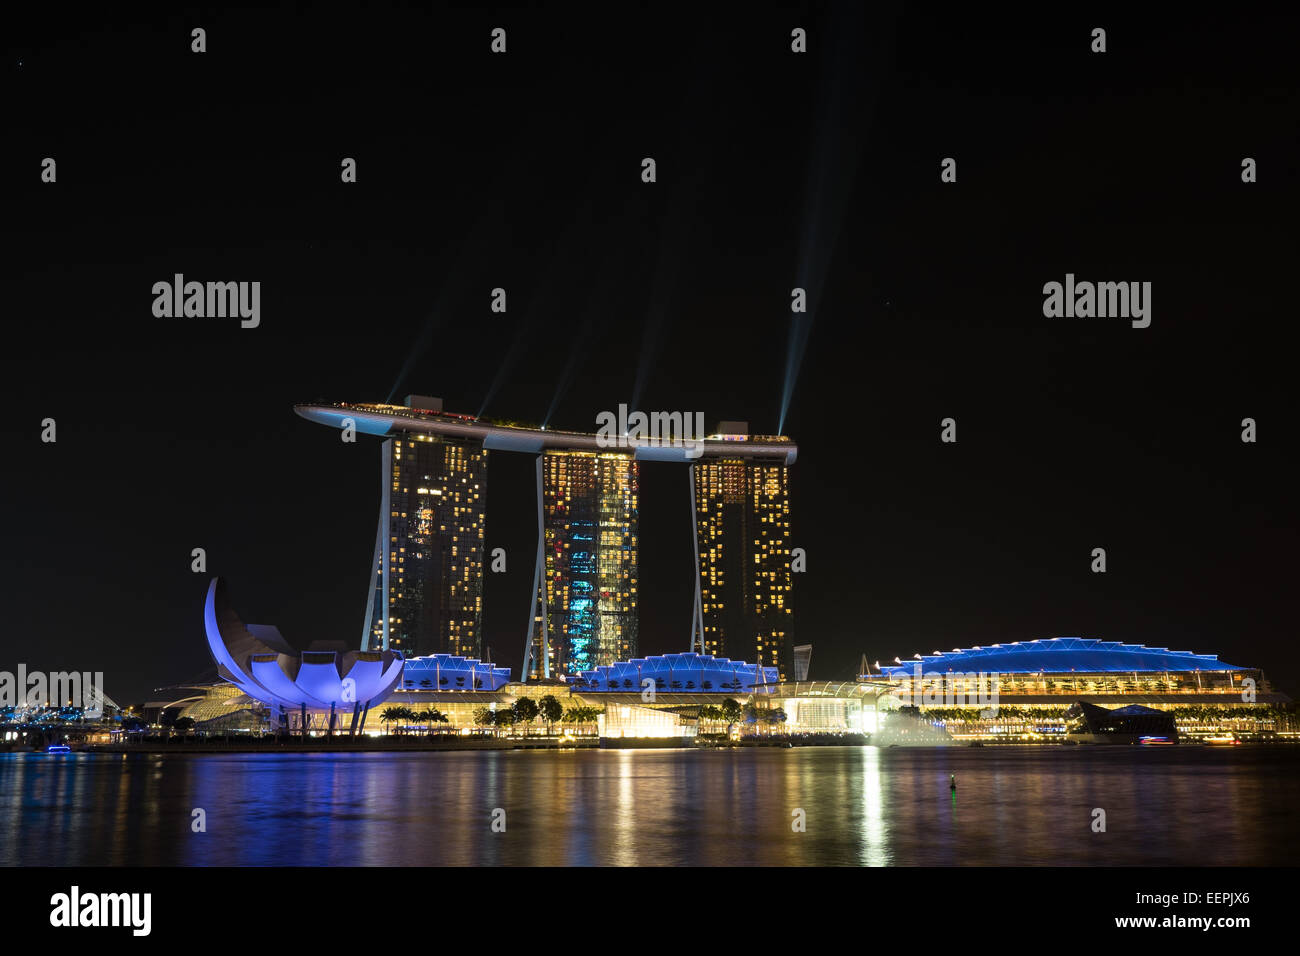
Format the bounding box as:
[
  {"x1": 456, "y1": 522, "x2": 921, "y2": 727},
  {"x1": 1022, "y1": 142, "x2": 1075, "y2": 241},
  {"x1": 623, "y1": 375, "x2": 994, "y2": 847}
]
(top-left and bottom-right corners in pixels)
[
  {"x1": 522, "y1": 453, "x2": 550, "y2": 679},
  {"x1": 378, "y1": 439, "x2": 393, "y2": 651},
  {"x1": 689, "y1": 463, "x2": 705, "y2": 654},
  {"x1": 360, "y1": 468, "x2": 385, "y2": 651}
]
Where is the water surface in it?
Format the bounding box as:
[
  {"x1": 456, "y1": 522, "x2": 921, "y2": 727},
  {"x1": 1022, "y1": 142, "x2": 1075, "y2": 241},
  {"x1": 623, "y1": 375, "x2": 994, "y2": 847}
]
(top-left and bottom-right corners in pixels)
[{"x1": 2, "y1": 746, "x2": 1295, "y2": 865}]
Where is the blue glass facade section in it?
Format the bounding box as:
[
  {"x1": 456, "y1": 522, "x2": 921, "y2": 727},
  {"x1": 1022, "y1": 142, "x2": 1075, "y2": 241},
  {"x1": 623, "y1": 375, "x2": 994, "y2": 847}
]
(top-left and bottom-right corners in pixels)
[{"x1": 567, "y1": 521, "x2": 597, "y2": 672}]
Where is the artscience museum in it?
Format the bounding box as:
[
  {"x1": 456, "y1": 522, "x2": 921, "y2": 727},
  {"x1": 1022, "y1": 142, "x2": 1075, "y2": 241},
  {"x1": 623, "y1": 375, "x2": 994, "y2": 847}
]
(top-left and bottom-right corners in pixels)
[{"x1": 204, "y1": 577, "x2": 405, "y2": 733}]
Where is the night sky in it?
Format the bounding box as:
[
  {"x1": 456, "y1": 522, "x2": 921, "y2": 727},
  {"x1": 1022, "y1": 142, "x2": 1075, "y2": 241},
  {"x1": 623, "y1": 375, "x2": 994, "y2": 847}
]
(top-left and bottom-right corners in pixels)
[{"x1": 4, "y1": 3, "x2": 1297, "y2": 705}]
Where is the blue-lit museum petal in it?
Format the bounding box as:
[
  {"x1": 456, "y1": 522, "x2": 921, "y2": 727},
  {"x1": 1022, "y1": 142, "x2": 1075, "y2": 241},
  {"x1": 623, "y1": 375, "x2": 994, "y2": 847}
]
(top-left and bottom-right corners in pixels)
[
  {"x1": 203, "y1": 578, "x2": 263, "y2": 696},
  {"x1": 248, "y1": 656, "x2": 328, "y2": 709},
  {"x1": 205, "y1": 576, "x2": 404, "y2": 712}
]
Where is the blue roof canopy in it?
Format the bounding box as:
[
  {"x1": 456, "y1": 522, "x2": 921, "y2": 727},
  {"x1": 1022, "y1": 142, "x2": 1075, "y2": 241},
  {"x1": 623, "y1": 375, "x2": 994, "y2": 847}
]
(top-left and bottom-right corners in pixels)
[
  {"x1": 577, "y1": 652, "x2": 779, "y2": 692},
  {"x1": 877, "y1": 638, "x2": 1247, "y2": 676},
  {"x1": 401, "y1": 654, "x2": 510, "y2": 691}
]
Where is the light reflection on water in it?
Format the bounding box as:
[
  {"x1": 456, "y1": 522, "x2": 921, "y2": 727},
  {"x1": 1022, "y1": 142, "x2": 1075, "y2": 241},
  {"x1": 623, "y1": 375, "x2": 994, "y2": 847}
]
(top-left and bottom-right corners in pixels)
[{"x1": 1, "y1": 746, "x2": 1296, "y2": 866}]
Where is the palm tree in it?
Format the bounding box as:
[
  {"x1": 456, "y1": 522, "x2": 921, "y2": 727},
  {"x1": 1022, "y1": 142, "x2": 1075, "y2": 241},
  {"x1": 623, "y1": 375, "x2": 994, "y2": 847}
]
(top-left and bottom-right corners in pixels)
[
  {"x1": 562, "y1": 706, "x2": 579, "y2": 733},
  {"x1": 380, "y1": 706, "x2": 404, "y2": 735},
  {"x1": 697, "y1": 704, "x2": 721, "y2": 735},
  {"x1": 562, "y1": 705, "x2": 601, "y2": 735},
  {"x1": 398, "y1": 706, "x2": 415, "y2": 735},
  {"x1": 419, "y1": 708, "x2": 443, "y2": 735}
]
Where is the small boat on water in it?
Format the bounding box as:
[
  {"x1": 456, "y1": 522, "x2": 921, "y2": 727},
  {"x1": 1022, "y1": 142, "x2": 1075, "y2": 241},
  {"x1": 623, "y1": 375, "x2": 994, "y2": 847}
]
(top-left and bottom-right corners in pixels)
[
  {"x1": 1204, "y1": 734, "x2": 1242, "y2": 746},
  {"x1": 1137, "y1": 735, "x2": 1175, "y2": 746},
  {"x1": 45, "y1": 744, "x2": 71, "y2": 754}
]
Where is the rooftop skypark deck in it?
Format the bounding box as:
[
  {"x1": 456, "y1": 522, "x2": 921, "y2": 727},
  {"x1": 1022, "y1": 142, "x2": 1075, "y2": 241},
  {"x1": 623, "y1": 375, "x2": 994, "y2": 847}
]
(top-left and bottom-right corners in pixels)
[{"x1": 294, "y1": 401, "x2": 798, "y2": 463}]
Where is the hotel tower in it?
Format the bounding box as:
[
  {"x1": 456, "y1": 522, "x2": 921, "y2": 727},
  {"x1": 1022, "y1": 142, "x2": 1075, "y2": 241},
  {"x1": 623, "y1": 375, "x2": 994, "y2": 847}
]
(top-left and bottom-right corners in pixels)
[
  {"x1": 360, "y1": 397, "x2": 487, "y2": 659},
  {"x1": 294, "y1": 399, "x2": 795, "y2": 678},
  {"x1": 525, "y1": 451, "x2": 639, "y2": 679},
  {"x1": 691, "y1": 421, "x2": 794, "y2": 679}
]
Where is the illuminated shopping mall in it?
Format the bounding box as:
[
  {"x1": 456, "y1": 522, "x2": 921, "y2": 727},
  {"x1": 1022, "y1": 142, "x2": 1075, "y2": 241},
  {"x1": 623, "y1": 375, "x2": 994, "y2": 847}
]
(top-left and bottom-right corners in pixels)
[{"x1": 870, "y1": 638, "x2": 1294, "y2": 740}]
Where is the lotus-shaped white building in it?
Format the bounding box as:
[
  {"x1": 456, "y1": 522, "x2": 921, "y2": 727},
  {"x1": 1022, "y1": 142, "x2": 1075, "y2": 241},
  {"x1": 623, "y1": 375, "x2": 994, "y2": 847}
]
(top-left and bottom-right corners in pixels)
[{"x1": 204, "y1": 577, "x2": 404, "y2": 733}]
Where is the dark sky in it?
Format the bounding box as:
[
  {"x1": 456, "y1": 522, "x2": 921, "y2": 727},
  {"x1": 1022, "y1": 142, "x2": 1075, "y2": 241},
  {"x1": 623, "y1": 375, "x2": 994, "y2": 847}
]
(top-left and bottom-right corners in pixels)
[{"x1": 3, "y1": 3, "x2": 1297, "y2": 705}]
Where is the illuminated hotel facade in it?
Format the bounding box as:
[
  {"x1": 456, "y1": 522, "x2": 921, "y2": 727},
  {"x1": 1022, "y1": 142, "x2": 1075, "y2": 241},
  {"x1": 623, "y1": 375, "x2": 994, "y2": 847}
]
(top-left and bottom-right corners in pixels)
[
  {"x1": 361, "y1": 399, "x2": 487, "y2": 659},
  {"x1": 295, "y1": 398, "x2": 797, "y2": 680},
  {"x1": 693, "y1": 443, "x2": 794, "y2": 680},
  {"x1": 526, "y1": 451, "x2": 638, "y2": 679}
]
